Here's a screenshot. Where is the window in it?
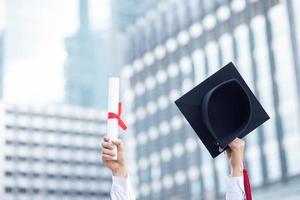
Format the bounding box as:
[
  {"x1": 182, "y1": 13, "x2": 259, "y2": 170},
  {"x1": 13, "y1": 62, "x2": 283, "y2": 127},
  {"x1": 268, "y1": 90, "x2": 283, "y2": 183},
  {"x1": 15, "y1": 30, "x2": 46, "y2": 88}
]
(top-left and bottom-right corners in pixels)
[
  {"x1": 176, "y1": 0, "x2": 187, "y2": 27},
  {"x1": 219, "y1": 33, "x2": 234, "y2": 65},
  {"x1": 215, "y1": 155, "x2": 229, "y2": 192},
  {"x1": 189, "y1": 0, "x2": 201, "y2": 20},
  {"x1": 202, "y1": 0, "x2": 214, "y2": 12},
  {"x1": 201, "y1": 150, "x2": 215, "y2": 193},
  {"x1": 234, "y1": 24, "x2": 254, "y2": 89},
  {"x1": 192, "y1": 49, "x2": 206, "y2": 83},
  {"x1": 205, "y1": 41, "x2": 219, "y2": 75}
]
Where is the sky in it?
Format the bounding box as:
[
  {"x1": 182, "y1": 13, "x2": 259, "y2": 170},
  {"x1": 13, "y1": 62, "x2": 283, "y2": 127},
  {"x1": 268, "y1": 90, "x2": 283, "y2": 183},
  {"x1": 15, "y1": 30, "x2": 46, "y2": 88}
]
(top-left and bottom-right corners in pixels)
[{"x1": 3, "y1": 0, "x2": 111, "y2": 105}]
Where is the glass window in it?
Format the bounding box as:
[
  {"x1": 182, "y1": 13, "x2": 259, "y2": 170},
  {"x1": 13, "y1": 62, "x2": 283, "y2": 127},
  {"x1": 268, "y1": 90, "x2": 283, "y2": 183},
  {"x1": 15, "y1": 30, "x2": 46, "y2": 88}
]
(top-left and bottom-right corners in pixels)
[
  {"x1": 233, "y1": 24, "x2": 254, "y2": 90},
  {"x1": 215, "y1": 155, "x2": 228, "y2": 193},
  {"x1": 200, "y1": 148, "x2": 215, "y2": 196},
  {"x1": 17, "y1": 162, "x2": 31, "y2": 172},
  {"x1": 293, "y1": 0, "x2": 300, "y2": 55},
  {"x1": 219, "y1": 33, "x2": 234, "y2": 65},
  {"x1": 176, "y1": 0, "x2": 187, "y2": 27},
  {"x1": 17, "y1": 130, "x2": 29, "y2": 143},
  {"x1": 154, "y1": 12, "x2": 165, "y2": 40},
  {"x1": 166, "y1": 9, "x2": 176, "y2": 35},
  {"x1": 202, "y1": 0, "x2": 214, "y2": 12},
  {"x1": 189, "y1": 0, "x2": 201, "y2": 20},
  {"x1": 192, "y1": 49, "x2": 206, "y2": 83},
  {"x1": 245, "y1": 143, "x2": 263, "y2": 186},
  {"x1": 151, "y1": 179, "x2": 162, "y2": 193},
  {"x1": 181, "y1": 78, "x2": 193, "y2": 93},
  {"x1": 180, "y1": 56, "x2": 193, "y2": 75},
  {"x1": 18, "y1": 145, "x2": 30, "y2": 157},
  {"x1": 32, "y1": 146, "x2": 44, "y2": 159},
  {"x1": 205, "y1": 41, "x2": 219, "y2": 75}
]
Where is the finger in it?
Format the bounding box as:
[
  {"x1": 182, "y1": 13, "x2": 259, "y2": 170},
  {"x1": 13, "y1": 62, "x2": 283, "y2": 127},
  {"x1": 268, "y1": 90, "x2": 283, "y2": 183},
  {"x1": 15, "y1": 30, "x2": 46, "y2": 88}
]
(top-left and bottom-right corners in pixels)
[
  {"x1": 102, "y1": 154, "x2": 115, "y2": 161},
  {"x1": 228, "y1": 138, "x2": 239, "y2": 148},
  {"x1": 102, "y1": 149, "x2": 115, "y2": 157},
  {"x1": 103, "y1": 136, "x2": 110, "y2": 142},
  {"x1": 229, "y1": 138, "x2": 245, "y2": 150},
  {"x1": 235, "y1": 138, "x2": 242, "y2": 142},
  {"x1": 112, "y1": 139, "x2": 124, "y2": 151},
  {"x1": 101, "y1": 141, "x2": 114, "y2": 150}
]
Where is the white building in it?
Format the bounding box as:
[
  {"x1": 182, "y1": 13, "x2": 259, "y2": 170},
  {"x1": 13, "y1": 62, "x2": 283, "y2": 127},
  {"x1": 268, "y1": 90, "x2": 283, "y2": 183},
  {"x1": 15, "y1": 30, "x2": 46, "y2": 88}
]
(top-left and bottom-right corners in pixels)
[
  {"x1": 0, "y1": 102, "x2": 111, "y2": 200},
  {"x1": 121, "y1": 0, "x2": 300, "y2": 199}
]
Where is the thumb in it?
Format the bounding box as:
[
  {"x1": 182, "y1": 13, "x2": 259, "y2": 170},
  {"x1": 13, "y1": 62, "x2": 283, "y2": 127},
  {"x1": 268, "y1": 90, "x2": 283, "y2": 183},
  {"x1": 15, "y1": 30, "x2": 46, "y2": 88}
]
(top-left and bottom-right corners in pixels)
[{"x1": 112, "y1": 139, "x2": 124, "y2": 152}]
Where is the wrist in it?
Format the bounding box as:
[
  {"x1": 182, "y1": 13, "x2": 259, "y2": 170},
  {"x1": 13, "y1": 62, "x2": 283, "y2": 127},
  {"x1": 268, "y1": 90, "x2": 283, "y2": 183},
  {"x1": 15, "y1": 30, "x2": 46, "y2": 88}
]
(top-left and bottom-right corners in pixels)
[{"x1": 112, "y1": 167, "x2": 128, "y2": 178}]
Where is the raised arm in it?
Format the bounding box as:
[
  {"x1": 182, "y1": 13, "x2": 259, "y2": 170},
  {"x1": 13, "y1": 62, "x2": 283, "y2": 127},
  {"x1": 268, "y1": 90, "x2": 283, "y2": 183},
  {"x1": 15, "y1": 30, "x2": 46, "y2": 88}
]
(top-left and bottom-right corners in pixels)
[
  {"x1": 101, "y1": 136, "x2": 136, "y2": 200},
  {"x1": 225, "y1": 138, "x2": 246, "y2": 200}
]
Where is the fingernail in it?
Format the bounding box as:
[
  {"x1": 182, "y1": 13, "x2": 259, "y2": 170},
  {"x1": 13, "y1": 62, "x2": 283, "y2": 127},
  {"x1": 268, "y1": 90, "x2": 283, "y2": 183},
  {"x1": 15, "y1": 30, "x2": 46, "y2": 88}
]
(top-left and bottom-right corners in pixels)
[{"x1": 218, "y1": 147, "x2": 223, "y2": 152}]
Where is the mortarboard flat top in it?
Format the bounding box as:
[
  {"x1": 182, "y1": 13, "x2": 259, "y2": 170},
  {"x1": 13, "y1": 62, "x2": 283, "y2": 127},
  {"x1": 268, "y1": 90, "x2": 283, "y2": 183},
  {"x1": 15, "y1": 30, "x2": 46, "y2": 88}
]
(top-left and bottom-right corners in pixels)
[{"x1": 175, "y1": 62, "x2": 270, "y2": 158}]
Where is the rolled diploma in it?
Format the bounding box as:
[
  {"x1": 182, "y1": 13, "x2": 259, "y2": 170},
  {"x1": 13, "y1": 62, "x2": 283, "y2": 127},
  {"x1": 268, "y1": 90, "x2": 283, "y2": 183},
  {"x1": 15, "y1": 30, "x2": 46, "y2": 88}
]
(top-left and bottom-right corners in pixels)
[{"x1": 107, "y1": 77, "x2": 119, "y2": 160}]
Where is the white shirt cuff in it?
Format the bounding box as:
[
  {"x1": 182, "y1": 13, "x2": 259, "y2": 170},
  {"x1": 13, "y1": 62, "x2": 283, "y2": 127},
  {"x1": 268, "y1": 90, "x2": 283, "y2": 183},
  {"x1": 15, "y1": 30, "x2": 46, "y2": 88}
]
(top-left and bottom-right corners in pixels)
[
  {"x1": 226, "y1": 176, "x2": 245, "y2": 193},
  {"x1": 112, "y1": 176, "x2": 128, "y2": 194}
]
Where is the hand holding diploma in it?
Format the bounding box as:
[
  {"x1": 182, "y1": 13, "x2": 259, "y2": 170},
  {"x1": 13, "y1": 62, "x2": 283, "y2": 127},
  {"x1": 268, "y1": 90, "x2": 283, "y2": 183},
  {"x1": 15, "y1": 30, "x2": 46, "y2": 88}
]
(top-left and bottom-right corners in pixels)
[
  {"x1": 101, "y1": 136, "x2": 128, "y2": 178},
  {"x1": 102, "y1": 137, "x2": 136, "y2": 200}
]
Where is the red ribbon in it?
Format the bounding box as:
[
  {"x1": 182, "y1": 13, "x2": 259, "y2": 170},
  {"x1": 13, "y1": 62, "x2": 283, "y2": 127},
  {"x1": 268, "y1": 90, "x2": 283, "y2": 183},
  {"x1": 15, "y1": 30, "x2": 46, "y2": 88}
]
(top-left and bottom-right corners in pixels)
[
  {"x1": 108, "y1": 102, "x2": 127, "y2": 131},
  {"x1": 243, "y1": 167, "x2": 252, "y2": 200}
]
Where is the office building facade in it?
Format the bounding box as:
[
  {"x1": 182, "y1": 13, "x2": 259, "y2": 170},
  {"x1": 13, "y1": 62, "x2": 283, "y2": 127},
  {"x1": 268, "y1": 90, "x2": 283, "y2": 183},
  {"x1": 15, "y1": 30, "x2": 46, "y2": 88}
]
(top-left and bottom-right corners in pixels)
[
  {"x1": 64, "y1": 0, "x2": 107, "y2": 109},
  {"x1": 0, "y1": 102, "x2": 110, "y2": 200},
  {"x1": 0, "y1": 0, "x2": 4, "y2": 99},
  {"x1": 121, "y1": 0, "x2": 300, "y2": 199},
  {"x1": 0, "y1": 30, "x2": 3, "y2": 98},
  {"x1": 111, "y1": 0, "x2": 162, "y2": 32}
]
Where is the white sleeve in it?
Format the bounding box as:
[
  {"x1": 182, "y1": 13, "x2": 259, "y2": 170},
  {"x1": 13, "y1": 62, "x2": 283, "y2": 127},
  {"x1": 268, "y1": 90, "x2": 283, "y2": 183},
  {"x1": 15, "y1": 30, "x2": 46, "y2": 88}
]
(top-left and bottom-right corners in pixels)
[
  {"x1": 225, "y1": 176, "x2": 246, "y2": 200},
  {"x1": 111, "y1": 176, "x2": 136, "y2": 200}
]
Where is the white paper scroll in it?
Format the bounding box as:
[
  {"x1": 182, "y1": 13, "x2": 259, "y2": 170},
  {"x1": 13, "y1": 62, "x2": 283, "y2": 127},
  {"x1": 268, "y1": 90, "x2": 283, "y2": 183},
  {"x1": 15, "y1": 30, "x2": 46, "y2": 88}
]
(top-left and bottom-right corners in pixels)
[{"x1": 107, "y1": 77, "x2": 119, "y2": 160}]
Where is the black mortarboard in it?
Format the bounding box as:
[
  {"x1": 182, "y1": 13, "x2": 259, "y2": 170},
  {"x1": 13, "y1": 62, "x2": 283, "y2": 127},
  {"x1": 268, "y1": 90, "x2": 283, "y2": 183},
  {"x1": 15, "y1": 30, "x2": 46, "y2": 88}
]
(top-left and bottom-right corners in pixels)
[{"x1": 175, "y1": 62, "x2": 270, "y2": 158}]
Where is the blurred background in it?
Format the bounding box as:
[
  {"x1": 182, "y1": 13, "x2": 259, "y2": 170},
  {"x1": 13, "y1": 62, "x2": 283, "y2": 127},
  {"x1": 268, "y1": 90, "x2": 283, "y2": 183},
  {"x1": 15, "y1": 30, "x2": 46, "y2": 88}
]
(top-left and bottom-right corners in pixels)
[{"x1": 0, "y1": 0, "x2": 300, "y2": 199}]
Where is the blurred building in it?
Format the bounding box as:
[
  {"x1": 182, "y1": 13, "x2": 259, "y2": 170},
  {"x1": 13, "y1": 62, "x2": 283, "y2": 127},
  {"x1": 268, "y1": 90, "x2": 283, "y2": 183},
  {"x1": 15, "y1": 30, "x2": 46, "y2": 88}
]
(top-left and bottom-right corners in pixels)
[
  {"x1": 0, "y1": 102, "x2": 110, "y2": 200},
  {"x1": 121, "y1": 0, "x2": 300, "y2": 199},
  {"x1": 111, "y1": 0, "x2": 161, "y2": 32},
  {"x1": 0, "y1": 30, "x2": 3, "y2": 98},
  {"x1": 0, "y1": 0, "x2": 4, "y2": 99},
  {"x1": 64, "y1": 0, "x2": 109, "y2": 109}
]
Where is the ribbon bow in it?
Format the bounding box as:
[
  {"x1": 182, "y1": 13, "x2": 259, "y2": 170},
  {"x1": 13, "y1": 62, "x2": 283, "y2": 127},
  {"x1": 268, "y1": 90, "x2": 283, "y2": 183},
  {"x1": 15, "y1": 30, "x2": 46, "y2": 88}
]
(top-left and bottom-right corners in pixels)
[{"x1": 108, "y1": 102, "x2": 127, "y2": 131}]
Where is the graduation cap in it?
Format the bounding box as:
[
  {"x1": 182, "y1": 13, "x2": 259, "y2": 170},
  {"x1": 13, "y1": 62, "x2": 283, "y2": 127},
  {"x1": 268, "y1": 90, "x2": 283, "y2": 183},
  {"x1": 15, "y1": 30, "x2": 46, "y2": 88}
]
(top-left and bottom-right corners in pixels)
[{"x1": 175, "y1": 62, "x2": 270, "y2": 158}]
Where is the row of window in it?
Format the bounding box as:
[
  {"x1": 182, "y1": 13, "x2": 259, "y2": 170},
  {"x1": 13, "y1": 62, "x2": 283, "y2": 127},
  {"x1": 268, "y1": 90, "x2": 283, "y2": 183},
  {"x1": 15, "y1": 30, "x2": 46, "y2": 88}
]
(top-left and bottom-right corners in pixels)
[
  {"x1": 136, "y1": 117, "x2": 184, "y2": 143},
  {"x1": 5, "y1": 125, "x2": 102, "y2": 138},
  {"x1": 124, "y1": 0, "x2": 270, "y2": 77},
  {"x1": 137, "y1": 137, "x2": 198, "y2": 171},
  {"x1": 5, "y1": 171, "x2": 110, "y2": 182},
  {"x1": 133, "y1": 88, "x2": 182, "y2": 121},
  {"x1": 130, "y1": 61, "x2": 192, "y2": 96},
  {"x1": 5, "y1": 140, "x2": 100, "y2": 152},
  {"x1": 5, "y1": 155, "x2": 102, "y2": 167},
  {"x1": 5, "y1": 186, "x2": 110, "y2": 197},
  {"x1": 5, "y1": 108, "x2": 104, "y2": 123},
  {"x1": 137, "y1": 166, "x2": 201, "y2": 197},
  {"x1": 5, "y1": 121, "x2": 104, "y2": 135}
]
